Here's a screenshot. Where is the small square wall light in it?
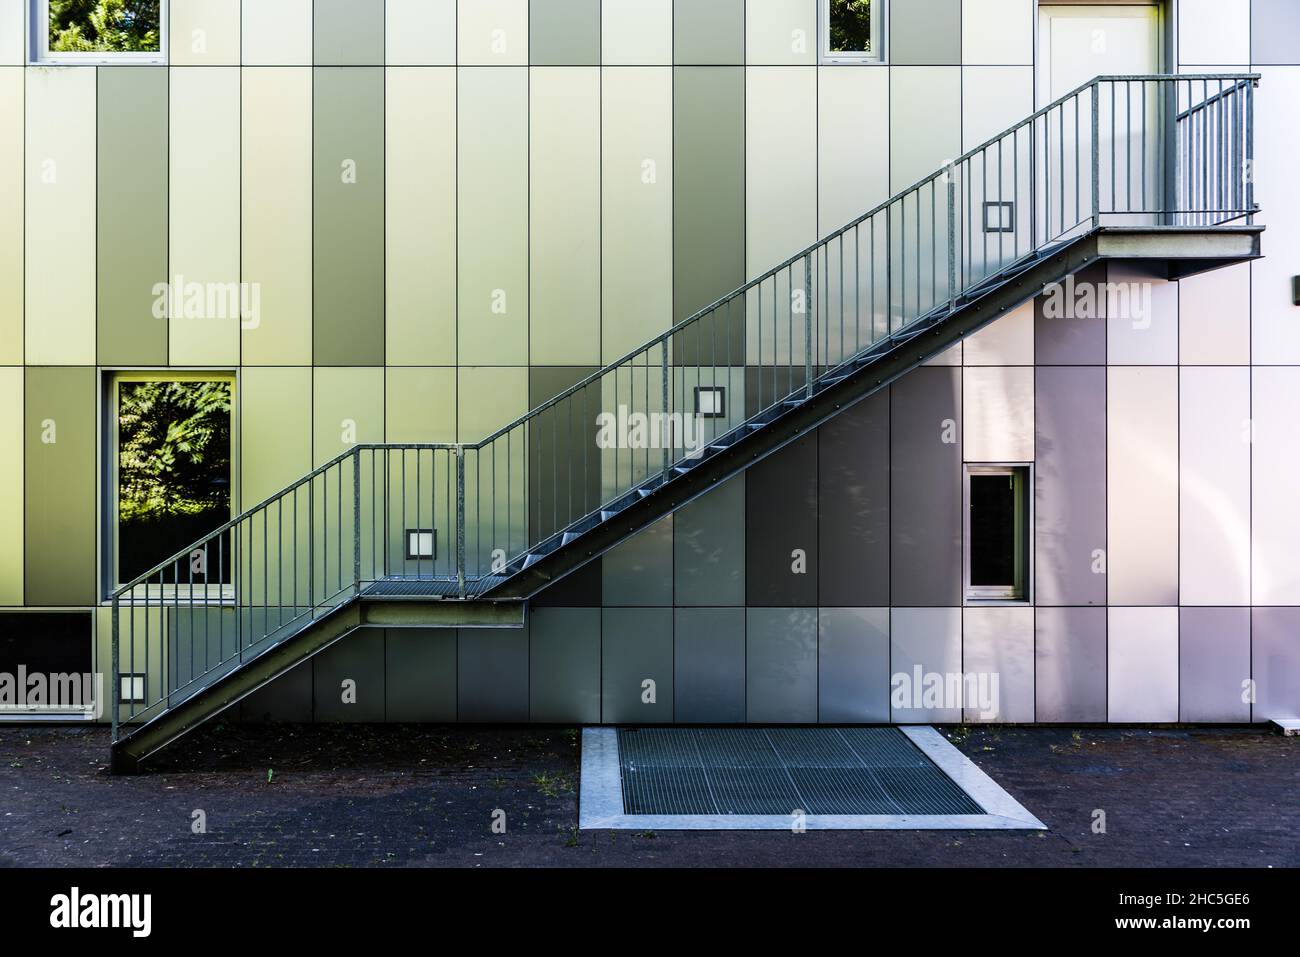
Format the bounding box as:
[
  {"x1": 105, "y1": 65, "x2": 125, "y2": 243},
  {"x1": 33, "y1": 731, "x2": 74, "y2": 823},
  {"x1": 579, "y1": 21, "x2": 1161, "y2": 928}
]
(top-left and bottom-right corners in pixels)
[
  {"x1": 694, "y1": 386, "x2": 726, "y2": 418},
  {"x1": 120, "y1": 674, "x2": 146, "y2": 704},
  {"x1": 406, "y1": 529, "x2": 437, "y2": 560},
  {"x1": 983, "y1": 201, "x2": 1015, "y2": 233}
]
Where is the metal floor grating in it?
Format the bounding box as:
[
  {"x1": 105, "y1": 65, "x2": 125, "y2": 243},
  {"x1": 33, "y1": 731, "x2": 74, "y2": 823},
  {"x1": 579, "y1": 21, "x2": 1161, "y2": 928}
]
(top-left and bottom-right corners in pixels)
[{"x1": 617, "y1": 727, "x2": 984, "y2": 817}]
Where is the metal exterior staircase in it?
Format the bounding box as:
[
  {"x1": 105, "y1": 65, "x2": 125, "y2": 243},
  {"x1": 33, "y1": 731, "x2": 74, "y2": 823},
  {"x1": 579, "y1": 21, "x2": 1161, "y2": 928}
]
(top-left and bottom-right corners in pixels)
[{"x1": 111, "y1": 75, "x2": 1262, "y2": 771}]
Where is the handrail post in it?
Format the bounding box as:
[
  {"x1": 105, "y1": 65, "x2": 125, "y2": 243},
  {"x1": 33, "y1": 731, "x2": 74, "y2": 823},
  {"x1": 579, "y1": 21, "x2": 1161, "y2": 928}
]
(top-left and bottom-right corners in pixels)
[
  {"x1": 947, "y1": 163, "x2": 957, "y2": 312},
  {"x1": 1245, "y1": 78, "x2": 1256, "y2": 223},
  {"x1": 455, "y1": 445, "x2": 466, "y2": 599},
  {"x1": 1091, "y1": 81, "x2": 1101, "y2": 229},
  {"x1": 660, "y1": 342, "x2": 670, "y2": 482},
  {"x1": 1163, "y1": 76, "x2": 1179, "y2": 225},
  {"x1": 352, "y1": 448, "x2": 361, "y2": 592},
  {"x1": 110, "y1": 598, "x2": 120, "y2": 742},
  {"x1": 803, "y1": 251, "x2": 814, "y2": 398}
]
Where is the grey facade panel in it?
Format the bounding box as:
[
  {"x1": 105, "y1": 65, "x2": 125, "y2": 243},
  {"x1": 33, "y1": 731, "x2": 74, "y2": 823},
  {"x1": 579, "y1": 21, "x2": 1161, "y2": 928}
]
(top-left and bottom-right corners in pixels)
[
  {"x1": 746, "y1": 607, "x2": 818, "y2": 722},
  {"x1": 530, "y1": 0, "x2": 600, "y2": 65},
  {"x1": 385, "y1": 628, "x2": 458, "y2": 722},
  {"x1": 313, "y1": 67, "x2": 385, "y2": 366},
  {"x1": 314, "y1": 0, "x2": 385, "y2": 65},
  {"x1": 314, "y1": 628, "x2": 385, "y2": 722},
  {"x1": 673, "y1": 0, "x2": 744, "y2": 65},
  {"x1": 1179, "y1": 607, "x2": 1251, "y2": 723},
  {"x1": 818, "y1": 391, "x2": 890, "y2": 607},
  {"x1": 1251, "y1": 607, "x2": 1300, "y2": 723},
  {"x1": 1251, "y1": 0, "x2": 1300, "y2": 64},
  {"x1": 674, "y1": 607, "x2": 746, "y2": 722},
  {"x1": 889, "y1": 0, "x2": 961, "y2": 65},
  {"x1": 1035, "y1": 606, "x2": 1108, "y2": 722},
  {"x1": 457, "y1": 628, "x2": 529, "y2": 722},
  {"x1": 818, "y1": 607, "x2": 891, "y2": 723},
  {"x1": 529, "y1": 607, "x2": 601, "y2": 723},
  {"x1": 674, "y1": 474, "x2": 745, "y2": 606},
  {"x1": 746, "y1": 433, "x2": 818, "y2": 607},
  {"x1": 1034, "y1": 264, "x2": 1107, "y2": 365},
  {"x1": 1035, "y1": 365, "x2": 1107, "y2": 606},
  {"x1": 240, "y1": 663, "x2": 313, "y2": 723},
  {"x1": 603, "y1": 515, "x2": 673, "y2": 606},
  {"x1": 602, "y1": 607, "x2": 674, "y2": 722},
  {"x1": 890, "y1": 367, "x2": 962, "y2": 606}
]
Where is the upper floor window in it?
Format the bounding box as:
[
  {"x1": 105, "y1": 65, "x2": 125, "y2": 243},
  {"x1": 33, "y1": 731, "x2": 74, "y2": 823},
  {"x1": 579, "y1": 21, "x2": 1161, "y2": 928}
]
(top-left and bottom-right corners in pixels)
[
  {"x1": 822, "y1": 0, "x2": 881, "y2": 64},
  {"x1": 32, "y1": 0, "x2": 167, "y2": 64}
]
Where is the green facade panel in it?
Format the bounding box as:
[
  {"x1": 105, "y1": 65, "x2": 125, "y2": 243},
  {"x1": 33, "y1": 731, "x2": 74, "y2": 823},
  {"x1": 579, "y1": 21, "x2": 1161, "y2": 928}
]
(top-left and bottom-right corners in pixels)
[
  {"x1": 673, "y1": 0, "x2": 744, "y2": 65},
  {"x1": 315, "y1": 0, "x2": 385, "y2": 65},
  {"x1": 314, "y1": 628, "x2": 386, "y2": 721},
  {"x1": 24, "y1": 367, "x2": 97, "y2": 606},
  {"x1": 673, "y1": 67, "x2": 744, "y2": 361},
  {"x1": 529, "y1": 606, "x2": 601, "y2": 722},
  {"x1": 601, "y1": 607, "x2": 673, "y2": 722},
  {"x1": 313, "y1": 67, "x2": 385, "y2": 366},
  {"x1": 385, "y1": 628, "x2": 458, "y2": 721},
  {"x1": 97, "y1": 67, "x2": 167, "y2": 366}
]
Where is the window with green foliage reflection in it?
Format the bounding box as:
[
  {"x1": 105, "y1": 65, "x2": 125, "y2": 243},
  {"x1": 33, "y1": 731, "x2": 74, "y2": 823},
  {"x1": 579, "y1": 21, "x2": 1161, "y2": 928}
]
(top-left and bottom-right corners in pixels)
[
  {"x1": 117, "y1": 380, "x2": 231, "y2": 583},
  {"x1": 49, "y1": 0, "x2": 162, "y2": 53},
  {"x1": 828, "y1": 0, "x2": 872, "y2": 54}
]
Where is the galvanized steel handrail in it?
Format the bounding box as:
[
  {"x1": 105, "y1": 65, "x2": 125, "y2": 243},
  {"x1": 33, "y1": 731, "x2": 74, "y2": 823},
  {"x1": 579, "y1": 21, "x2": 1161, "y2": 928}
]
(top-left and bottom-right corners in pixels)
[{"x1": 112, "y1": 74, "x2": 1258, "y2": 744}]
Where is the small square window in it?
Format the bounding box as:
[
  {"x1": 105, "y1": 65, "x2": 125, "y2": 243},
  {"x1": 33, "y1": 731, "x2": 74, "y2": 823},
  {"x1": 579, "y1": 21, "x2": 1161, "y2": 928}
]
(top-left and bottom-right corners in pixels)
[
  {"x1": 32, "y1": 0, "x2": 168, "y2": 64},
  {"x1": 821, "y1": 0, "x2": 882, "y2": 64},
  {"x1": 694, "y1": 386, "x2": 726, "y2": 419},
  {"x1": 983, "y1": 201, "x2": 1015, "y2": 234},
  {"x1": 120, "y1": 674, "x2": 146, "y2": 704},
  {"x1": 406, "y1": 529, "x2": 437, "y2": 560},
  {"x1": 965, "y1": 465, "x2": 1031, "y2": 602}
]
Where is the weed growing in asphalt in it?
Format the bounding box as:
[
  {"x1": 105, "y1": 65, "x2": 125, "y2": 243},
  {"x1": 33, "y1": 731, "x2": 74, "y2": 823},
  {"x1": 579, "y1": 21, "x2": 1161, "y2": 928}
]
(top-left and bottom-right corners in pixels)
[{"x1": 532, "y1": 771, "x2": 574, "y2": 798}]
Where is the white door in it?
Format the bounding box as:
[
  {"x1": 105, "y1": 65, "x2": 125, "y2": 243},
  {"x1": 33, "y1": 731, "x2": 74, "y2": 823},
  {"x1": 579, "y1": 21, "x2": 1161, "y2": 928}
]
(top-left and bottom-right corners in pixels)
[
  {"x1": 1038, "y1": 5, "x2": 1163, "y2": 228},
  {"x1": 1039, "y1": 4, "x2": 1161, "y2": 104}
]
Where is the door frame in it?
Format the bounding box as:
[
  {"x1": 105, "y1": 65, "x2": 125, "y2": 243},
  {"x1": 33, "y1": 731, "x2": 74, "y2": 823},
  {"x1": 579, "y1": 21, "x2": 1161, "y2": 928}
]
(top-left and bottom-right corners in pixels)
[{"x1": 1036, "y1": 2, "x2": 1168, "y2": 109}]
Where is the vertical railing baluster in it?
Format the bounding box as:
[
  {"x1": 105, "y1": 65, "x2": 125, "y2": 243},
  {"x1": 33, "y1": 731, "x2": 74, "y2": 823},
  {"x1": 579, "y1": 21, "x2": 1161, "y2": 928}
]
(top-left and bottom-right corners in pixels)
[
  {"x1": 353, "y1": 449, "x2": 361, "y2": 593},
  {"x1": 1092, "y1": 81, "x2": 1101, "y2": 229},
  {"x1": 803, "y1": 252, "x2": 814, "y2": 398},
  {"x1": 456, "y1": 446, "x2": 466, "y2": 598},
  {"x1": 947, "y1": 162, "x2": 956, "y2": 312}
]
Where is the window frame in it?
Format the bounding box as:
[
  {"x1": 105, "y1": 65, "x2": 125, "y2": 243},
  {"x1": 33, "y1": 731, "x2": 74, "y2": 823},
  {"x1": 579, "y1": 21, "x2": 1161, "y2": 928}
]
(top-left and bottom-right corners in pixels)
[
  {"x1": 102, "y1": 370, "x2": 238, "y2": 601},
  {"x1": 30, "y1": 0, "x2": 169, "y2": 65},
  {"x1": 819, "y1": 0, "x2": 885, "y2": 65},
  {"x1": 963, "y1": 463, "x2": 1032, "y2": 604}
]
